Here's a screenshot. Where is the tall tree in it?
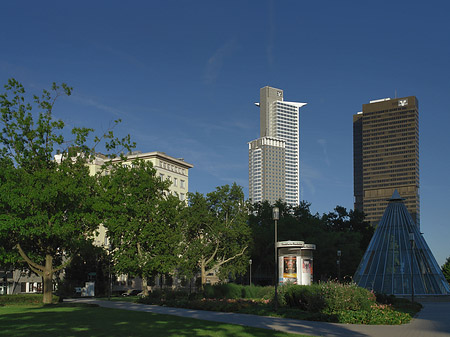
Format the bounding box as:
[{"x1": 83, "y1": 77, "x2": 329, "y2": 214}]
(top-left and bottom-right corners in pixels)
[
  {"x1": 248, "y1": 200, "x2": 372, "y2": 283},
  {"x1": 180, "y1": 184, "x2": 251, "y2": 287},
  {"x1": 0, "y1": 78, "x2": 131, "y2": 303},
  {"x1": 97, "y1": 159, "x2": 182, "y2": 296}
]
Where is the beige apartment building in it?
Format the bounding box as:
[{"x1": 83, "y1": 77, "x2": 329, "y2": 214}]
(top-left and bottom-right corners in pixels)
[
  {"x1": 249, "y1": 86, "x2": 307, "y2": 205},
  {"x1": 353, "y1": 96, "x2": 419, "y2": 227},
  {"x1": 87, "y1": 151, "x2": 193, "y2": 201}
]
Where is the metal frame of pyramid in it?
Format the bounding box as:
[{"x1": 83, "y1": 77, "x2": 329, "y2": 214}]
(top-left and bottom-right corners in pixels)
[{"x1": 354, "y1": 190, "x2": 450, "y2": 295}]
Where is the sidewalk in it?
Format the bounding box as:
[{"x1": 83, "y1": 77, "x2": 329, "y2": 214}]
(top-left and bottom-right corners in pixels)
[{"x1": 65, "y1": 298, "x2": 450, "y2": 337}]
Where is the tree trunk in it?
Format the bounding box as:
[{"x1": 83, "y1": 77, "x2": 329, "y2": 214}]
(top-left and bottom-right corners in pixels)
[
  {"x1": 43, "y1": 254, "x2": 53, "y2": 304},
  {"x1": 142, "y1": 276, "x2": 149, "y2": 296},
  {"x1": 200, "y1": 258, "x2": 206, "y2": 289}
]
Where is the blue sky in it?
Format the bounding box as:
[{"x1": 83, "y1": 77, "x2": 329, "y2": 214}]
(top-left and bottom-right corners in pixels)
[{"x1": 1, "y1": 1, "x2": 449, "y2": 266}]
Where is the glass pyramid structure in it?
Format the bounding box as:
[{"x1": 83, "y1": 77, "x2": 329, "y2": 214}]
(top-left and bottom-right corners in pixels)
[{"x1": 354, "y1": 190, "x2": 450, "y2": 295}]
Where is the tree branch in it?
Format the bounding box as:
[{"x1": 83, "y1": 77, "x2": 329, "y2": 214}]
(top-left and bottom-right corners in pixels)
[
  {"x1": 28, "y1": 264, "x2": 44, "y2": 277},
  {"x1": 15, "y1": 243, "x2": 44, "y2": 275},
  {"x1": 206, "y1": 245, "x2": 248, "y2": 275},
  {"x1": 204, "y1": 240, "x2": 219, "y2": 266},
  {"x1": 53, "y1": 256, "x2": 73, "y2": 273}
]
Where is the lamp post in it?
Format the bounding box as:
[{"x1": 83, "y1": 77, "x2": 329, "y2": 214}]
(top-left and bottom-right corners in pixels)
[
  {"x1": 409, "y1": 232, "x2": 415, "y2": 303},
  {"x1": 337, "y1": 250, "x2": 341, "y2": 282},
  {"x1": 108, "y1": 243, "x2": 112, "y2": 300},
  {"x1": 249, "y1": 259, "x2": 252, "y2": 285},
  {"x1": 273, "y1": 206, "x2": 279, "y2": 311}
]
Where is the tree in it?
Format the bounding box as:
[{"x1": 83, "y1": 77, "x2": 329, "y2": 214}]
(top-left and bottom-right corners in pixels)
[
  {"x1": 248, "y1": 200, "x2": 372, "y2": 283},
  {"x1": 180, "y1": 184, "x2": 251, "y2": 287},
  {"x1": 442, "y1": 257, "x2": 450, "y2": 284},
  {"x1": 0, "y1": 78, "x2": 131, "y2": 303},
  {"x1": 97, "y1": 159, "x2": 183, "y2": 296},
  {"x1": 60, "y1": 240, "x2": 110, "y2": 297}
]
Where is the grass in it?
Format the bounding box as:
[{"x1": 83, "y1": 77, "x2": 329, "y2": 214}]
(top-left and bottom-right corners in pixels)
[{"x1": 0, "y1": 303, "x2": 310, "y2": 337}]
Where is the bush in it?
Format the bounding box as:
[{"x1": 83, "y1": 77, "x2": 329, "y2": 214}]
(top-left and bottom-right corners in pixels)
[
  {"x1": 136, "y1": 282, "x2": 419, "y2": 325},
  {"x1": 334, "y1": 304, "x2": 413, "y2": 324},
  {"x1": 0, "y1": 294, "x2": 59, "y2": 305},
  {"x1": 284, "y1": 284, "x2": 325, "y2": 312},
  {"x1": 203, "y1": 283, "x2": 272, "y2": 300},
  {"x1": 241, "y1": 284, "x2": 273, "y2": 299},
  {"x1": 320, "y1": 282, "x2": 375, "y2": 312},
  {"x1": 375, "y1": 293, "x2": 397, "y2": 305},
  {"x1": 203, "y1": 283, "x2": 243, "y2": 299}
]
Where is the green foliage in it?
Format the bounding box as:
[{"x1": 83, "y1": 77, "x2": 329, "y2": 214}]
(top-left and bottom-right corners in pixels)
[
  {"x1": 332, "y1": 304, "x2": 413, "y2": 325},
  {"x1": 320, "y1": 281, "x2": 375, "y2": 312},
  {"x1": 98, "y1": 159, "x2": 183, "y2": 281},
  {"x1": 135, "y1": 282, "x2": 418, "y2": 325},
  {"x1": 179, "y1": 184, "x2": 252, "y2": 285},
  {"x1": 248, "y1": 201, "x2": 373, "y2": 283},
  {"x1": 442, "y1": 256, "x2": 450, "y2": 284},
  {"x1": 241, "y1": 284, "x2": 273, "y2": 299},
  {"x1": 0, "y1": 294, "x2": 59, "y2": 305},
  {"x1": 278, "y1": 284, "x2": 325, "y2": 312},
  {"x1": 204, "y1": 283, "x2": 244, "y2": 299},
  {"x1": 0, "y1": 78, "x2": 133, "y2": 303},
  {"x1": 58, "y1": 241, "x2": 110, "y2": 297}
]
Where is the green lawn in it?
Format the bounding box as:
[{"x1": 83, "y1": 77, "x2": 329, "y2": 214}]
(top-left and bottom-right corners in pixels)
[{"x1": 0, "y1": 303, "x2": 310, "y2": 337}]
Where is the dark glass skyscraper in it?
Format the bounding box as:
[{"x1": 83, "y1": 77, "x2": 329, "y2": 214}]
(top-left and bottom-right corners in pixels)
[{"x1": 353, "y1": 96, "x2": 419, "y2": 227}]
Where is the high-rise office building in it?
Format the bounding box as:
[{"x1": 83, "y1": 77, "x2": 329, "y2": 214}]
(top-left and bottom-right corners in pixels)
[
  {"x1": 249, "y1": 86, "x2": 306, "y2": 205},
  {"x1": 353, "y1": 96, "x2": 419, "y2": 227}
]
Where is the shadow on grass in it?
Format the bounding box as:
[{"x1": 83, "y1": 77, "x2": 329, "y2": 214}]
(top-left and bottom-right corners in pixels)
[
  {"x1": 76, "y1": 299, "x2": 370, "y2": 337},
  {"x1": 0, "y1": 304, "x2": 308, "y2": 337}
]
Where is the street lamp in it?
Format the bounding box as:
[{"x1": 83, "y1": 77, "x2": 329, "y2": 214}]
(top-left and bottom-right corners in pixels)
[
  {"x1": 108, "y1": 243, "x2": 112, "y2": 300},
  {"x1": 273, "y1": 206, "x2": 279, "y2": 311},
  {"x1": 337, "y1": 250, "x2": 341, "y2": 282},
  {"x1": 249, "y1": 259, "x2": 252, "y2": 286},
  {"x1": 409, "y1": 232, "x2": 415, "y2": 303}
]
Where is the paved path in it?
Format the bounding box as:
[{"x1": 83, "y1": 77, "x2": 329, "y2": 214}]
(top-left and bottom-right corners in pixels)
[{"x1": 65, "y1": 298, "x2": 450, "y2": 337}]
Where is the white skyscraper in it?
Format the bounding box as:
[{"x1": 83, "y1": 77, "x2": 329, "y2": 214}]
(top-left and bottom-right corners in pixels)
[{"x1": 248, "y1": 86, "x2": 306, "y2": 205}]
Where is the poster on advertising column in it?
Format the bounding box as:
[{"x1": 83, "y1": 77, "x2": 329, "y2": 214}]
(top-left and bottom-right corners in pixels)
[
  {"x1": 283, "y1": 256, "x2": 297, "y2": 284},
  {"x1": 302, "y1": 259, "x2": 313, "y2": 285}
]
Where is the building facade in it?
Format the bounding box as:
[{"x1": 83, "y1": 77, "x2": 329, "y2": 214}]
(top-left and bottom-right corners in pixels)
[
  {"x1": 109, "y1": 151, "x2": 193, "y2": 202},
  {"x1": 249, "y1": 86, "x2": 306, "y2": 205},
  {"x1": 353, "y1": 96, "x2": 419, "y2": 227},
  {"x1": 248, "y1": 137, "x2": 286, "y2": 204}
]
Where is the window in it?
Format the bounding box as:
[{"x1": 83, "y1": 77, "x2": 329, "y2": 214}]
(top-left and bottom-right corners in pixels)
[
  {"x1": 180, "y1": 193, "x2": 185, "y2": 201},
  {"x1": 173, "y1": 178, "x2": 178, "y2": 186},
  {"x1": 160, "y1": 173, "x2": 164, "y2": 179},
  {"x1": 180, "y1": 180, "x2": 185, "y2": 189}
]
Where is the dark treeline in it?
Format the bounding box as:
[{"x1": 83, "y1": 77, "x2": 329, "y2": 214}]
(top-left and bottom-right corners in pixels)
[{"x1": 246, "y1": 200, "x2": 374, "y2": 285}]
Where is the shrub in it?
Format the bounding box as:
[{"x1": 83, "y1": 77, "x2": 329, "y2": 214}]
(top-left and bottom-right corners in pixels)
[
  {"x1": 320, "y1": 282, "x2": 375, "y2": 312},
  {"x1": 276, "y1": 284, "x2": 325, "y2": 312},
  {"x1": 0, "y1": 294, "x2": 59, "y2": 305},
  {"x1": 241, "y1": 284, "x2": 273, "y2": 299},
  {"x1": 203, "y1": 283, "x2": 245, "y2": 299},
  {"x1": 375, "y1": 293, "x2": 397, "y2": 305}
]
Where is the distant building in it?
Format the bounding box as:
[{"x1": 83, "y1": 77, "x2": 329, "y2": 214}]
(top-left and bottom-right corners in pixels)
[
  {"x1": 353, "y1": 96, "x2": 419, "y2": 227},
  {"x1": 110, "y1": 151, "x2": 193, "y2": 202},
  {"x1": 249, "y1": 137, "x2": 286, "y2": 204},
  {"x1": 249, "y1": 86, "x2": 307, "y2": 205}
]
